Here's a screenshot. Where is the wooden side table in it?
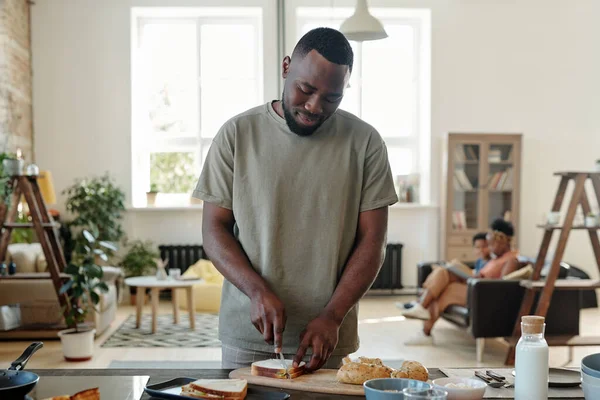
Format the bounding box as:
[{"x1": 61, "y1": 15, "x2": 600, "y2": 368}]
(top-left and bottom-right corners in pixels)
[{"x1": 124, "y1": 276, "x2": 200, "y2": 334}]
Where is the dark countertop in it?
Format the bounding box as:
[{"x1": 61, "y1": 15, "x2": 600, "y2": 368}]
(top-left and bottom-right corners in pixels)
[{"x1": 29, "y1": 368, "x2": 448, "y2": 399}]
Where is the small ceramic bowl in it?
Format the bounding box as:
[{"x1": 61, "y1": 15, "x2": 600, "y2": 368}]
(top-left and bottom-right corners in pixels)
[
  {"x1": 582, "y1": 369, "x2": 600, "y2": 386},
  {"x1": 582, "y1": 379, "x2": 600, "y2": 399},
  {"x1": 431, "y1": 378, "x2": 486, "y2": 400},
  {"x1": 582, "y1": 353, "x2": 600, "y2": 379},
  {"x1": 364, "y1": 378, "x2": 432, "y2": 399}
]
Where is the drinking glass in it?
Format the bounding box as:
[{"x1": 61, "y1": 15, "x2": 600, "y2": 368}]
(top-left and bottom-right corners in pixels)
[
  {"x1": 168, "y1": 268, "x2": 181, "y2": 280},
  {"x1": 402, "y1": 388, "x2": 448, "y2": 399}
]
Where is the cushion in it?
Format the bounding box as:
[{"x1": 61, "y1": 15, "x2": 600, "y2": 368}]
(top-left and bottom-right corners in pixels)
[
  {"x1": 7, "y1": 243, "x2": 43, "y2": 274},
  {"x1": 503, "y1": 265, "x2": 534, "y2": 280},
  {"x1": 184, "y1": 259, "x2": 224, "y2": 285}
]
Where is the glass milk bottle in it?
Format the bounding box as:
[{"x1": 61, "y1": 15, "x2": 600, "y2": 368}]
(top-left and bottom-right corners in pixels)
[{"x1": 514, "y1": 315, "x2": 549, "y2": 400}]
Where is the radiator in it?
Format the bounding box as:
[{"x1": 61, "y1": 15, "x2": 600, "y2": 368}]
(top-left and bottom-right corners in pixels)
[
  {"x1": 158, "y1": 245, "x2": 206, "y2": 272},
  {"x1": 158, "y1": 243, "x2": 403, "y2": 291},
  {"x1": 370, "y1": 243, "x2": 404, "y2": 292}
]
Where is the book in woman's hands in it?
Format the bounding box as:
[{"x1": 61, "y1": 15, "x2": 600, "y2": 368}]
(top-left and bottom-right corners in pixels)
[{"x1": 444, "y1": 259, "x2": 474, "y2": 280}]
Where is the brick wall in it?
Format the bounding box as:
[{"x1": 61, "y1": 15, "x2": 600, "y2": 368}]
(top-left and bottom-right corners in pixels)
[{"x1": 0, "y1": 0, "x2": 33, "y2": 161}]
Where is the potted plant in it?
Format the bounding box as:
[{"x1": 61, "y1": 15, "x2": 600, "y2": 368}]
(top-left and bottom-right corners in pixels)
[
  {"x1": 119, "y1": 239, "x2": 160, "y2": 305},
  {"x1": 1, "y1": 151, "x2": 22, "y2": 176},
  {"x1": 146, "y1": 183, "x2": 159, "y2": 206},
  {"x1": 63, "y1": 173, "x2": 125, "y2": 262},
  {"x1": 595, "y1": 159, "x2": 600, "y2": 173},
  {"x1": 586, "y1": 212, "x2": 598, "y2": 228},
  {"x1": 58, "y1": 228, "x2": 116, "y2": 361}
]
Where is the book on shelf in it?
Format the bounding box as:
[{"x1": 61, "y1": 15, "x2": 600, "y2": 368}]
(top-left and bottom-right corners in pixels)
[
  {"x1": 489, "y1": 148, "x2": 502, "y2": 163},
  {"x1": 452, "y1": 210, "x2": 468, "y2": 230},
  {"x1": 454, "y1": 170, "x2": 474, "y2": 190},
  {"x1": 455, "y1": 146, "x2": 467, "y2": 162},
  {"x1": 465, "y1": 146, "x2": 478, "y2": 161},
  {"x1": 487, "y1": 167, "x2": 513, "y2": 190}
]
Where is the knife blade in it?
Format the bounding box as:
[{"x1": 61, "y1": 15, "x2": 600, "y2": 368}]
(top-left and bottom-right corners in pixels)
[{"x1": 276, "y1": 350, "x2": 290, "y2": 379}]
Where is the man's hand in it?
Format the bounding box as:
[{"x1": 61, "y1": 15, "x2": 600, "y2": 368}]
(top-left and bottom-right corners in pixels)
[
  {"x1": 250, "y1": 290, "x2": 287, "y2": 350},
  {"x1": 293, "y1": 314, "x2": 340, "y2": 372}
]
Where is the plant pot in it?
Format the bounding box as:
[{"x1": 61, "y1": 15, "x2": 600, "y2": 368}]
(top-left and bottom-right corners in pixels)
[
  {"x1": 2, "y1": 158, "x2": 23, "y2": 176},
  {"x1": 146, "y1": 191, "x2": 158, "y2": 206},
  {"x1": 58, "y1": 327, "x2": 96, "y2": 361},
  {"x1": 585, "y1": 216, "x2": 598, "y2": 227}
]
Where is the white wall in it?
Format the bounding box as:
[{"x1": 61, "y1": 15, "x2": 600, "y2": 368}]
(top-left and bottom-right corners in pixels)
[{"x1": 32, "y1": 0, "x2": 600, "y2": 287}]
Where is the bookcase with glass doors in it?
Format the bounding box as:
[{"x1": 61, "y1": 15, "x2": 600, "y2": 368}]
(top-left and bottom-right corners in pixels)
[{"x1": 445, "y1": 133, "x2": 522, "y2": 262}]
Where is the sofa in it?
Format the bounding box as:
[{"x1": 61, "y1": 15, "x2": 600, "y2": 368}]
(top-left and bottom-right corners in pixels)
[
  {"x1": 416, "y1": 258, "x2": 595, "y2": 361},
  {"x1": 0, "y1": 243, "x2": 122, "y2": 338}
]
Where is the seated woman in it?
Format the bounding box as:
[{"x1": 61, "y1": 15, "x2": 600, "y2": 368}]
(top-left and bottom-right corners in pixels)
[{"x1": 402, "y1": 218, "x2": 519, "y2": 346}]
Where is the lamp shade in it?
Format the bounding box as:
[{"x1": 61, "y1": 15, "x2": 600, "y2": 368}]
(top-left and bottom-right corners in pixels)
[
  {"x1": 37, "y1": 170, "x2": 56, "y2": 205},
  {"x1": 340, "y1": 0, "x2": 388, "y2": 42}
]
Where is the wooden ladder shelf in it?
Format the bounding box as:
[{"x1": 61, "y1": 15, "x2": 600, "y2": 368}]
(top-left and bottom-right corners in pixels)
[
  {"x1": 0, "y1": 175, "x2": 71, "y2": 324},
  {"x1": 505, "y1": 171, "x2": 600, "y2": 365}
]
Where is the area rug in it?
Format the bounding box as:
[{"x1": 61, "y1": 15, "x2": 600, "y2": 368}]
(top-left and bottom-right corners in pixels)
[{"x1": 102, "y1": 313, "x2": 221, "y2": 348}]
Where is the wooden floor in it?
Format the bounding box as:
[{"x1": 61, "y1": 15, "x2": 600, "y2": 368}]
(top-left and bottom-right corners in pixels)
[{"x1": 1, "y1": 295, "x2": 599, "y2": 369}]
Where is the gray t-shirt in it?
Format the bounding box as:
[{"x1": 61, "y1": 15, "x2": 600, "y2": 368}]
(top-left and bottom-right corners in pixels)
[{"x1": 193, "y1": 102, "x2": 398, "y2": 355}]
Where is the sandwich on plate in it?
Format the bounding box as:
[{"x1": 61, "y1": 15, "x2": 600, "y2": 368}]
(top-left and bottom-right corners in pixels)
[
  {"x1": 250, "y1": 359, "x2": 306, "y2": 379},
  {"x1": 180, "y1": 378, "x2": 248, "y2": 399}
]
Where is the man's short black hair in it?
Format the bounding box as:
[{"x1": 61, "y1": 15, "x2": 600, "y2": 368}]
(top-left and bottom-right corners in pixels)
[
  {"x1": 491, "y1": 218, "x2": 515, "y2": 237},
  {"x1": 292, "y1": 27, "x2": 354, "y2": 72},
  {"x1": 472, "y1": 232, "x2": 487, "y2": 245}
]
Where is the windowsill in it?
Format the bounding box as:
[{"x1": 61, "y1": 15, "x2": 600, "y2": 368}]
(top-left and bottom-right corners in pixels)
[
  {"x1": 126, "y1": 203, "x2": 438, "y2": 212},
  {"x1": 126, "y1": 205, "x2": 204, "y2": 212}
]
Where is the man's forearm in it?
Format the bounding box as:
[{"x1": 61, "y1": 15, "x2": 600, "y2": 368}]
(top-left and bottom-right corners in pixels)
[
  {"x1": 203, "y1": 223, "x2": 269, "y2": 299},
  {"x1": 322, "y1": 214, "x2": 387, "y2": 324}
]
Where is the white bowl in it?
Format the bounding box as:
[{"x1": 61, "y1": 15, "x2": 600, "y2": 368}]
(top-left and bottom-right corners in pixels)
[{"x1": 431, "y1": 378, "x2": 486, "y2": 400}]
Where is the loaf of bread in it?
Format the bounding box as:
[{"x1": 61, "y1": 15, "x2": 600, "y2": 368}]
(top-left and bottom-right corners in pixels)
[
  {"x1": 336, "y1": 362, "x2": 391, "y2": 385},
  {"x1": 390, "y1": 360, "x2": 428, "y2": 382}
]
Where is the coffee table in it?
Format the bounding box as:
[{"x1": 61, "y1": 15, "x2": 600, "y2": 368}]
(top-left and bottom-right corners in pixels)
[{"x1": 124, "y1": 276, "x2": 200, "y2": 334}]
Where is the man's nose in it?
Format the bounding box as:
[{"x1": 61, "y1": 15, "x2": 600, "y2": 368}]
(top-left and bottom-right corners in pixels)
[{"x1": 304, "y1": 95, "x2": 323, "y2": 115}]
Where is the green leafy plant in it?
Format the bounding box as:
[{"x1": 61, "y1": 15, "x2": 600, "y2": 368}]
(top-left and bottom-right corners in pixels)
[
  {"x1": 60, "y1": 228, "x2": 117, "y2": 331},
  {"x1": 119, "y1": 239, "x2": 159, "y2": 278},
  {"x1": 63, "y1": 173, "x2": 125, "y2": 258},
  {"x1": 10, "y1": 211, "x2": 34, "y2": 243},
  {"x1": 0, "y1": 151, "x2": 17, "y2": 206},
  {"x1": 148, "y1": 183, "x2": 159, "y2": 193}
]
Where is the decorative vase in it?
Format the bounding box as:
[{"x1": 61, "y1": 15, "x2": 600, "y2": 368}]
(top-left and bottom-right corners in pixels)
[
  {"x1": 2, "y1": 159, "x2": 23, "y2": 176},
  {"x1": 58, "y1": 328, "x2": 96, "y2": 361},
  {"x1": 146, "y1": 192, "x2": 158, "y2": 206}
]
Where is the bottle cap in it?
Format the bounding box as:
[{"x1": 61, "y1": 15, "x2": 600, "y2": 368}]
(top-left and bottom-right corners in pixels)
[{"x1": 522, "y1": 315, "x2": 545, "y2": 334}]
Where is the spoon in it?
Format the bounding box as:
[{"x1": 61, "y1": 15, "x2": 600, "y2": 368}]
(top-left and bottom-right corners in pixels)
[{"x1": 474, "y1": 371, "x2": 506, "y2": 388}]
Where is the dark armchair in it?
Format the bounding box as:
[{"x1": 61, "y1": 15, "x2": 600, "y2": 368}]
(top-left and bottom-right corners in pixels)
[{"x1": 416, "y1": 260, "x2": 595, "y2": 361}]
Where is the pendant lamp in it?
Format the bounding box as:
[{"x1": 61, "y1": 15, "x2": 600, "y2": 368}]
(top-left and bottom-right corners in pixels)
[{"x1": 340, "y1": 0, "x2": 388, "y2": 42}]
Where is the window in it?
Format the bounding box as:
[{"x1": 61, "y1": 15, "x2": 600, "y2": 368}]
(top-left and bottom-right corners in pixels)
[
  {"x1": 131, "y1": 8, "x2": 265, "y2": 207},
  {"x1": 131, "y1": 5, "x2": 431, "y2": 206},
  {"x1": 293, "y1": 6, "x2": 431, "y2": 203}
]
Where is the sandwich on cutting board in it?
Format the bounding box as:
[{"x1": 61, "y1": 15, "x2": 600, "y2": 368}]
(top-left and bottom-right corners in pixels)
[
  {"x1": 180, "y1": 379, "x2": 248, "y2": 399},
  {"x1": 251, "y1": 359, "x2": 306, "y2": 379}
]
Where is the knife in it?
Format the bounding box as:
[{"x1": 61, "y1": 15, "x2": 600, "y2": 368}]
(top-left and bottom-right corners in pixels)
[{"x1": 276, "y1": 349, "x2": 290, "y2": 379}]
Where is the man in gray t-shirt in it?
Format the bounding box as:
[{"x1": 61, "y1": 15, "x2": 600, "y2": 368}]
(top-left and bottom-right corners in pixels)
[{"x1": 193, "y1": 27, "x2": 398, "y2": 372}]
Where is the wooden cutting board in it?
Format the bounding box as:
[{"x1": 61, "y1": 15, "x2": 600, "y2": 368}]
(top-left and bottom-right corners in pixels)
[{"x1": 229, "y1": 367, "x2": 364, "y2": 396}]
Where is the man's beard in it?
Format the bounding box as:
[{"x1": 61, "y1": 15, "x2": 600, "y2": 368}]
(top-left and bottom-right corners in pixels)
[{"x1": 282, "y1": 95, "x2": 322, "y2": 137}]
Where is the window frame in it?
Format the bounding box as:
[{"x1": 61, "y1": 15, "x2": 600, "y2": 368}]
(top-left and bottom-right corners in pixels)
[
  {"x1": 288, "y1": 2, "x2": 431, "y2": 203},
  {"x1": 131, "y1": 7, "x2": 271, "y2": 207}
]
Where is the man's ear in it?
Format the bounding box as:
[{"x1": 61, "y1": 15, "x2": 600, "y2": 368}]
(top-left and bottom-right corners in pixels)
[{"x1": 282, "y1": 56, "x2": 291, "y2": 79}]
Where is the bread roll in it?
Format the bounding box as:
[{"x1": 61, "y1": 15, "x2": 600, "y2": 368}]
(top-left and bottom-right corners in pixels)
[
  {"x1": 390, "y1": 360, "x2": 428, "y2": 382},
  {"x1": 357, "y1": 357, "x2": 384, "y2": 366},
  {"x1": 336, "y1": 362, "x2": 391, "y2": 385}
]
